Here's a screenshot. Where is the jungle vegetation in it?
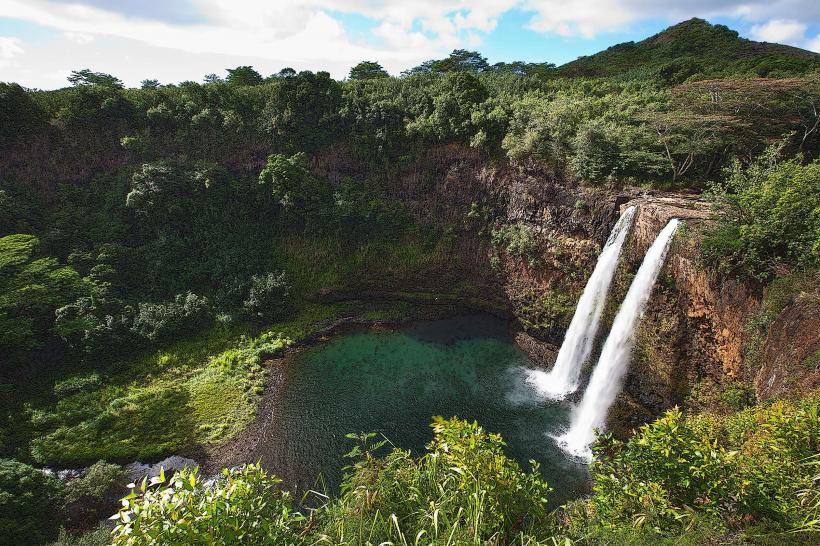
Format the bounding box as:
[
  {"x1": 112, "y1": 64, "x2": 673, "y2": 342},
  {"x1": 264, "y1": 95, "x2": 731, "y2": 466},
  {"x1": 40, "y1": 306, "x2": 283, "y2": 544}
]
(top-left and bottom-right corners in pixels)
[{"x1": 0, "y1": 18, "x2": 818, "y2": 545}]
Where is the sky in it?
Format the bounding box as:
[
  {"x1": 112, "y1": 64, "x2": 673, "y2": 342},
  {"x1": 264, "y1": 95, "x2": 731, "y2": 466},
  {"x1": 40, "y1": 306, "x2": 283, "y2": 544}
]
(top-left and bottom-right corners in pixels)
[{"x1": 0, "y1": 0, "x2": 819, "y2": 89}]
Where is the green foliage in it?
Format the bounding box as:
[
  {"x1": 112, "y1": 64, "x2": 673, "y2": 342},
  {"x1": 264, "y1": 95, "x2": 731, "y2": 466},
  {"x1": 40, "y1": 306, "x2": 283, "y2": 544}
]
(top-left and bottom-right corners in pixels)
[
  {"x1": 405, "y1": 49, "x2": 491, "y2": 76},
  {"x1": 243, "y1": 271, "x2": 290, "y2": 320},
  {"x1": 0, "y1": 234, "x2": 84, "y2": 359},
  {"x1": 131, "y1": 291, "x2": 212, "y2": 342},
  {"x1": 703, "y1": 146, "x2": 820, "y2": 279},
  {"x1": 573, "y1": 395, "x2": 820, "y2": 540},
  {"x1": 307, "y1": 417, "x2": 553, "y2": 544},
  {"x1": 262, "y1": 70, "x2": 342, "y2": 151},
  {"x1": 111, "y1": 464, "x2": 303, "y2": 545},
  {"x1": 258, "y1": 153, "x2": 329, "y2": 212},
  {"x1": 53, "y1": 373, "x2": 102, "y2": 398},
  {"x1": 51, "y1": 524, "x2": 112, "y2": 546},
  {"x1": 224, "y1": 65, "x2": 263, "y2": 86},
  {"x1": 0, "y1": 82, "x2": 46, "y2": 148},
  {"x1": 570, "y1": 119, "x2": 622, "y2": 183},
  {"x1": 491, "y1": 222, "x2": 540, "y2": 265},
  {"x1": 407, "y1": 72, "x2": 489, "y2": 142},
  {"x1": 348, "y1": 61, "x2": 390, "y2": 80},
  {"x1": 68, "y1": 69, "x2": 124, "y2": 89},
  {"x1": 64, "y1": 461, "x2": 127, "y2": 528},
  {"x1": 0, "y1": 458, "x2": 65, "y2": 545}
]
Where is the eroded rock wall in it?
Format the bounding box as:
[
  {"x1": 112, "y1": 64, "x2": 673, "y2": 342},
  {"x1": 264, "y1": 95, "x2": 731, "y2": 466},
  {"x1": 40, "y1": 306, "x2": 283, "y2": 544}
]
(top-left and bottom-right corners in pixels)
[{"x1": 314, "y1": 143, "x2": 818, "y2": 425}]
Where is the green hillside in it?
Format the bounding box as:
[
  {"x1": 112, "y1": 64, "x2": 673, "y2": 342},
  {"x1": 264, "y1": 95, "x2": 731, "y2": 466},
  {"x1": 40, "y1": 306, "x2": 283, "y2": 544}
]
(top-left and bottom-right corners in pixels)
[{"x1": 560, "y1": 18, "x2": 820, "y2": 82}]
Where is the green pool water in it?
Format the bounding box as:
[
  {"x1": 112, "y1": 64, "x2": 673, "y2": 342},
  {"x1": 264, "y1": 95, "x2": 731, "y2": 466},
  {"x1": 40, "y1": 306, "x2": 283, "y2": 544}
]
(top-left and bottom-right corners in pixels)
[{"x1": 255, "y1": 314, "x2": 589, "y2": 505}]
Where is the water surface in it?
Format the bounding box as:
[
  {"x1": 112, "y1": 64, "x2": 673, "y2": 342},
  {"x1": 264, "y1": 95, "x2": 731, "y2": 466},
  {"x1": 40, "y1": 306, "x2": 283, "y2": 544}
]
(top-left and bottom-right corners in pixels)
[{"x1": 257, "y1": 314, "x2": 589, "y2": 506}]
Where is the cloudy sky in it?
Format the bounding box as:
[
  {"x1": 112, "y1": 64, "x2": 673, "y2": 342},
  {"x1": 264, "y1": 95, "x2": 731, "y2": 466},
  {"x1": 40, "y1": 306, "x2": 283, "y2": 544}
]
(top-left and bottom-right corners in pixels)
[{"x1": 1, "y1": 0, "x2": 819, "y2": 89}]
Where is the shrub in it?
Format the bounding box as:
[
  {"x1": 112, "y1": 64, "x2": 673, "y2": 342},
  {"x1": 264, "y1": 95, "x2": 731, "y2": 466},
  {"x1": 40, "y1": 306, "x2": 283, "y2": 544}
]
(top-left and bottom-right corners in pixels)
[
  {"x1": 581, "y1": 395, "x2": 820, "y2": 539},
  {"x1": 311, "y1": 417, "x2": 552, "y2": 544},
  {"x1": 0, "y1": 458, "x2": 65, "y2": 545},
  {"x1": 51, "y1": 524, "x2": 112, "y2": 546},
  {"x1": 702, "y1": 145, "x2": 820, "y2": 280},
  {"x1": 491, "y1": 222, "x2": 540, "y2": 266},
  {"x1": 53, "y1": 373, "x2": 102, "y2": 398},
  {"x1": 111, "y1": 465, "x2": 302, "y2": 545},
  {"x1": 131, "y1": 291, "x2": 211, "y2": 341},
  {"x1": 64, "y1": 461, "x2": 127, "y2": 529},
  {"x1": 242, "y1": 271, "x2": 290, "y2": 320}
]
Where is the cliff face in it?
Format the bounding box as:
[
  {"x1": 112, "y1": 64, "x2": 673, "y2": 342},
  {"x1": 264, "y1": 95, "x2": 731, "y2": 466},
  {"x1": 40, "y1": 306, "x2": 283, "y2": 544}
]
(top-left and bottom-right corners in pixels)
[
  {"x1": 314, "y1": 143, "x2": 818, "y2": 423},
  {"x1": 614, "y1": 197, "x2": 818, "y2": 424}
]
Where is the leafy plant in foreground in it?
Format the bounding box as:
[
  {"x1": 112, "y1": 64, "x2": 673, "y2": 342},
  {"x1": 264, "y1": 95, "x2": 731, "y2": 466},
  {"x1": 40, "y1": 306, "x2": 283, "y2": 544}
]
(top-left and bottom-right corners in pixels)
[{"x1": 111, "y1": 464, "x2": 303, "y2": 545}]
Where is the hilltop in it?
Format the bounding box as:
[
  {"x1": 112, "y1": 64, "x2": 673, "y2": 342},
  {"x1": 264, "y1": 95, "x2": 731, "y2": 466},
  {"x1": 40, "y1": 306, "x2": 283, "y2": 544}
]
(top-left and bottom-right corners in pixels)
[{"x1": 560, "y1": 18, "x2": 820, "y2": 81}]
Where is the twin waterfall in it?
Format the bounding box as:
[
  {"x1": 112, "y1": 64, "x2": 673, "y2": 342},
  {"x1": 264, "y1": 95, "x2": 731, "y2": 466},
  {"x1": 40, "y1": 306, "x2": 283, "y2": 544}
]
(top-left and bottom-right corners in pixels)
[
  {"x1": 526, "y1": 206, "x2": 636, "y2": 398},
  {"x1": 534, "y1": 206, "x2": 680, "y2": 461}
]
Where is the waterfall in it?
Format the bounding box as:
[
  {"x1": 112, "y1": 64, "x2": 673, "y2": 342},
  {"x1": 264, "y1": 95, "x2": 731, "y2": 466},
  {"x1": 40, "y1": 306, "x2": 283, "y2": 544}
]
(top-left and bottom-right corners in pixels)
[
  {"x1": 558, "y1": 219, "x2": 680, "y2": 460},
  {"x1": 526, "y1": 206, "x2": 636, "y2": 399}
]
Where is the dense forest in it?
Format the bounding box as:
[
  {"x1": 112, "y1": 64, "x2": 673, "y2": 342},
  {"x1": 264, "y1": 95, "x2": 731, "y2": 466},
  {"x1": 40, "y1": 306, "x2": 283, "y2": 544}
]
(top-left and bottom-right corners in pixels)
[{"x1": 0, "y1": 17, "x2": 819, "y2": 546}]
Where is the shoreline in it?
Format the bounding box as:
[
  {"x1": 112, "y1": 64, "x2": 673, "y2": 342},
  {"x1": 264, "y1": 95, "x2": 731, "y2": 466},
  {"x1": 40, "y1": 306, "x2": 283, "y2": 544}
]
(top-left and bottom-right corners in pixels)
[{"x1": 196, "y1": 300, "x2": 559, "y2": 475}]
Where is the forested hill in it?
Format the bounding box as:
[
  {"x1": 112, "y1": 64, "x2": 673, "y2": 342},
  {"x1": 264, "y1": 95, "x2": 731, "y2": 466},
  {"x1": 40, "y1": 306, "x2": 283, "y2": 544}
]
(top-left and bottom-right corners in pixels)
[{"x1": 560, "y1": 18, "x2": 820, "y2": 81}]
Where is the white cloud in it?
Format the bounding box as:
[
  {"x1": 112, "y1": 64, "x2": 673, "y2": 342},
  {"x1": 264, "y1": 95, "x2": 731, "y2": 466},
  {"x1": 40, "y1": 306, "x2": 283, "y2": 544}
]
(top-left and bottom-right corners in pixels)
[
  {"x1": 805, "y1": 34, "x2": 820, "y2": 53},
  {"x1": 0, "y1": 1, "x2": 516, "y2": 73},
  {"x1": 523, "y1": 0, "x2": 636, "y2": 37},
  {"x1": 1, "y1": 0, "x2": 819, "y2": 88},
  {"x1": 0, "y1": 35, "x2": 24, "y2": 70},
  {"x1": 63, "y1": 31, "x2": 94, "y2": 44},
  {"x1": 749, "y1": 19, "x2": 807, "y2": 43},
  {"x1": 523, "y1": 0, "x2": 820, "y2": 39},
  {"x1": 0, "y1": 36, "x2": 24, "y2": 58}
]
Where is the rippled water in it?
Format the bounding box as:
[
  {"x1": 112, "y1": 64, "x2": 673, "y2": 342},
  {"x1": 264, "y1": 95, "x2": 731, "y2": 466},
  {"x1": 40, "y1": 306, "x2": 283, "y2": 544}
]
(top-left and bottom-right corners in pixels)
[{"x1": 255, "y1": 314, "x2": 589, "y2": 506}]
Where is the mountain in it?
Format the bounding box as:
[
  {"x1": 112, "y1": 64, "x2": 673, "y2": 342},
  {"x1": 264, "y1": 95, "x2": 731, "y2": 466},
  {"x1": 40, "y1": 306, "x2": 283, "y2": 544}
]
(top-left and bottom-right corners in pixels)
[{"x1": 559, "y1": 18, "x2": 820, "y2": 81}]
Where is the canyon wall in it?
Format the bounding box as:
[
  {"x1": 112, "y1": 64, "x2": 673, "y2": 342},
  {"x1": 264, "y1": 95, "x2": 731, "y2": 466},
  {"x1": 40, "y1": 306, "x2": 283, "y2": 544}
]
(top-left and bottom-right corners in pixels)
[{"x1": 315, "y1": 143, "x2": 819, "y2": 426}]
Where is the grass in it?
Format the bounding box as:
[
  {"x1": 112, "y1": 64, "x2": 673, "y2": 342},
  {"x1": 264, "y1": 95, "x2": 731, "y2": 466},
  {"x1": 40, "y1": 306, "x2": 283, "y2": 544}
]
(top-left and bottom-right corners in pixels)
[
  {"x1": 28, "y1": 326, "x2": 286, "y2": 465},
  {"x1": 13, "y1": 227, "x2": 459, "y2": 467},
  {"x1": 22, "y1": 301, "x2": 355, "y2": 466},
  {"x1": 20, "y1": 297, "x2": 462, "y2": 467}
]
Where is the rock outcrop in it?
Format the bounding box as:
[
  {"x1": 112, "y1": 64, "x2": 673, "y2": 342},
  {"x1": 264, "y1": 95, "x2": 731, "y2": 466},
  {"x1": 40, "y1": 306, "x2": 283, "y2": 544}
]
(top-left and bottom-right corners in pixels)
[{"x1": 314, "y1": 143, "x2": 818, "y2": 426}]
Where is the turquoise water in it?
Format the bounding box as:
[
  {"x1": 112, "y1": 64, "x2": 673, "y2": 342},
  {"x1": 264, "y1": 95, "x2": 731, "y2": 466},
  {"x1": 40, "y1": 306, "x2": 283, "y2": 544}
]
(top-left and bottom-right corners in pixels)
[{"x1": 256, "y1": 314, "x2": 589, "y2": 505}]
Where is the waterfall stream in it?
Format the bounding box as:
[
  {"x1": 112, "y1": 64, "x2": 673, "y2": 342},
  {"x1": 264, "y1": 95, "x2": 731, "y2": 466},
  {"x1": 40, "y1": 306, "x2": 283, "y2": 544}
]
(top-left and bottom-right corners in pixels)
[
  {"x1": 558, "y1": 219, "x2": 680, "y2": 460},
  {"x1": 527, "y1": 206, "x2": 636, "y2": 399}
]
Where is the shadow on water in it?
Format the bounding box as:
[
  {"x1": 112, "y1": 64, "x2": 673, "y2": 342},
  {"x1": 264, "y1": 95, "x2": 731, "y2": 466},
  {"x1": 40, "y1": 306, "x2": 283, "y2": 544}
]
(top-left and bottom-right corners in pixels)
[{"x1": 254, "y1": 314, "x2": 590, "y2": 507}]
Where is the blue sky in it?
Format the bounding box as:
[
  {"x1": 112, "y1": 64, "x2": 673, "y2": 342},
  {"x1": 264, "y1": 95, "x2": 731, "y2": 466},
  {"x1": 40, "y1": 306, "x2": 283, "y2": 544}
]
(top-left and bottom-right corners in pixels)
[{"x1": 0, "y1": 1, "x2": 818, "y2": 89}]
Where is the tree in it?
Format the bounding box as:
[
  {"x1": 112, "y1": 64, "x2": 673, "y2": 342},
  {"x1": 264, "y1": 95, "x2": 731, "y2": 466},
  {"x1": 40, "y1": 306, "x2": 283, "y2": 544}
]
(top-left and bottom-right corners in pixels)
[
  {"x1": 491, "y1": 61, "x2": 557, "y2": 76},
  {"x1": 131, "y1": 292, "x2": 211, "y2": 342},
  {"x1": 406, "y1": 72, "x2": 489, "y2": 141},
  {"x1": 570, "y1": 119, "x2": 622, "y2": 183},
  {"x1": 262, "y1": 71, "x2": 342, "y2": 150},
  {"x1": 274, "y1": 67, "x2": 297, "y2": 79},
  {"x1": 402, "y1": 50, "x2": 489, "y2": 76},
  {"x1": 258, "y1": 153, "x2": 329, "y2": 212},
  {"x1": 0, "y1": 458, "x2": 65, "y2": 545},
  {"x1": 702, "y1": 145, "x2": 820, "y2": 279},
  {"x1": 140, "y1": 79, "x2": 160, "y2": 89},
  {"x1": 243, "y1": 271, "x2": 290, "y2": 319},
  {"x1": 0, "y1": 234, "x2": 84, "y2": 361},
  {"x1": 0, "y1": 82, "x2": 46, "y2": 148},
  {"x1": 225, "y1": 65, "x2": 263, "y2": 86},
  {"x1": 432, "y1": 49, "x2": 490, "y2": 73},
  {"x1": 67, "y1": 69, "x2": 124, "y2": 89},
  {"x1": 202, "y1": 73, "x2": 223, "y2": 84},
  {"x1": 348, "y1": 61, "x2": 389, "y2": 80}
]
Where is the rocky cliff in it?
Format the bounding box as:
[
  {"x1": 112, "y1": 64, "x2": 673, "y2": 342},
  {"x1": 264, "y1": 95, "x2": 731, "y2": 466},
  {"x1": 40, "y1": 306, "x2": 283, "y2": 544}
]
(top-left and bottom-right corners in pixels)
[{"x1": 314, "y1": 143, "x2": 818, "y2": 425}]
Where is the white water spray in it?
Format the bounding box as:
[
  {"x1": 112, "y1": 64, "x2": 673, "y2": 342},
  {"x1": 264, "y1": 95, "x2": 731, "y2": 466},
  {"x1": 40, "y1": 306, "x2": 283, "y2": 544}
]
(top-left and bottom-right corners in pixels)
[
  {"x1": 558, "y1": 219, "x2": 680, "y2": 460},
  {"x1": 527, "y1": 206, "x2": 636, "y2": 399}
]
